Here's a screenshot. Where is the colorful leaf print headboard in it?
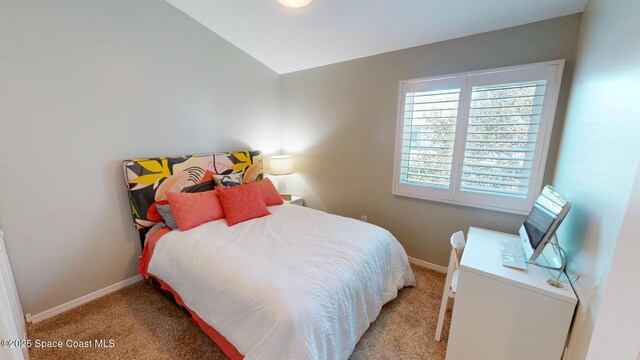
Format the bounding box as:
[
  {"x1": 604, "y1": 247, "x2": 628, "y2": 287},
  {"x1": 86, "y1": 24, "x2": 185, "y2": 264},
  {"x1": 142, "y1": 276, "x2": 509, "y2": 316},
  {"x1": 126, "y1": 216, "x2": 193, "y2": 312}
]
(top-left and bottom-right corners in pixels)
[{"x1": 123, "y1": 150, "x2": 263, "y2": 237}]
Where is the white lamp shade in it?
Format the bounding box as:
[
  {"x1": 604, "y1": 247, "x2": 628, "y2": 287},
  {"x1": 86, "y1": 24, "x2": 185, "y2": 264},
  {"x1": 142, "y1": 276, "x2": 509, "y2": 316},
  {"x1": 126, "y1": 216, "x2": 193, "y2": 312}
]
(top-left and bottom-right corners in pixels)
[{"x1": 269, "y1": 155, "x2": 295, "y2": 175}]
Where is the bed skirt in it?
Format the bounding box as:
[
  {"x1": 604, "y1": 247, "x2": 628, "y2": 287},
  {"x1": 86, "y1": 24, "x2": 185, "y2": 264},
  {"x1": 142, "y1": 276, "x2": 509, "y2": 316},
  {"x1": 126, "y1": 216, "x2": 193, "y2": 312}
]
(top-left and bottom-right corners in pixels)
[{"x1": 147, "y1": 275, "x2": 244, "y2": 360}]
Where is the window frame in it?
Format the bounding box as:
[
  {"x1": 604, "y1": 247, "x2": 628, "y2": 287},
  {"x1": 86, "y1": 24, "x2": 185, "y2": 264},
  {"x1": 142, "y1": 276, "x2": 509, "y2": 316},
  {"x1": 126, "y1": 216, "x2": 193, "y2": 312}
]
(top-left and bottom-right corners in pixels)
[{"x1": 392, "y1": 60, "x2": 565, "y2": 215}]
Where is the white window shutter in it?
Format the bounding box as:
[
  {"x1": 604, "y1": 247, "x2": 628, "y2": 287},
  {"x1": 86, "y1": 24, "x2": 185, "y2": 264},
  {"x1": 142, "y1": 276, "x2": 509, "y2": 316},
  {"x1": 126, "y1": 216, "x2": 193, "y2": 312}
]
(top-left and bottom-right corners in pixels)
[
  {"x1": 400, "y1": 88, "x2": 461, "y2": 189},
  {"x1": 393, "y1": 60, "x2": 564, "y2": 214},
  {"x1": 460, "y1": 80, "x2": 547, "y2": 197}
]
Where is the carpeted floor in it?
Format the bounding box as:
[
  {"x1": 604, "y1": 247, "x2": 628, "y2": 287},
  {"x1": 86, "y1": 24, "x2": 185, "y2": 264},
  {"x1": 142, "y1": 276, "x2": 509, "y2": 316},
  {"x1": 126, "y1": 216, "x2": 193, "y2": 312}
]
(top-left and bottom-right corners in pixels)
[{"x1": 28, "y1": 265, "x2": 451, "y2": 359}]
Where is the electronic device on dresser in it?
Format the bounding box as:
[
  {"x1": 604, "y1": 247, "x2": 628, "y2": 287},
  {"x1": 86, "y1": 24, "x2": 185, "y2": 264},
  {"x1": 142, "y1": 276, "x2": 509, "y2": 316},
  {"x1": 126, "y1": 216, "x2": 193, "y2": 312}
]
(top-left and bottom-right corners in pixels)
[{"x1": 500, "y1": 185, "x2": 571, "y2": 271}]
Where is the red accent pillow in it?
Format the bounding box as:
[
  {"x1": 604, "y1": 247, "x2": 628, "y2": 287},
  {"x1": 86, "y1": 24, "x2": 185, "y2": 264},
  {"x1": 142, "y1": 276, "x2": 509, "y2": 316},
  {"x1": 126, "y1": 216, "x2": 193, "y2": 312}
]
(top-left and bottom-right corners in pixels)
[
  {"x1": 216, "y1": 182, "x2": 271, "y2": 226},
  {"x1": 166, "y1": 190, "x2": 225, "y2": 231},
  {"x1": 256, "y1": 178, "x2": 284, "y2": 206},
  {"x1": 146, "y1": 200, "x2": 168, "y2": 222}
]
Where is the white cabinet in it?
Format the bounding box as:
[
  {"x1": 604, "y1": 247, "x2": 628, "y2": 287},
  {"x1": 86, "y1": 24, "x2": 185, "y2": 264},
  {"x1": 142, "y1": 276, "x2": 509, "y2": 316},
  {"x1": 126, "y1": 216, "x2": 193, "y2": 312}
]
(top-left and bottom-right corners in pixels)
[{"x1": 446, "y1": 227, "x2": 577, "y2": 360}]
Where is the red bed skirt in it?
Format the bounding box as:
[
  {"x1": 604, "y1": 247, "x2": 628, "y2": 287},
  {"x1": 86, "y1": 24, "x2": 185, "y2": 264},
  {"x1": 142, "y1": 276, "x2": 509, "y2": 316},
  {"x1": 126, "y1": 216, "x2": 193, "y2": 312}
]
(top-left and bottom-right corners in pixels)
[
  {"x1": 150, "y1": 275, "x2": 244, "y2": 360},
  {"x1": 139, "y1": 227, "x2": 243, "y2": 360}
]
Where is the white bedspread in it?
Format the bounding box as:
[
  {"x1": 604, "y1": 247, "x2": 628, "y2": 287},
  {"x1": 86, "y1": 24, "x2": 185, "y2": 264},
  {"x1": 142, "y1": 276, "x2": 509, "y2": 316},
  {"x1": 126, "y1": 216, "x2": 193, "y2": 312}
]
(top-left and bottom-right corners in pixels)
[{"x1": 147, "y1": 204, "x2": 416, "y2": 360}]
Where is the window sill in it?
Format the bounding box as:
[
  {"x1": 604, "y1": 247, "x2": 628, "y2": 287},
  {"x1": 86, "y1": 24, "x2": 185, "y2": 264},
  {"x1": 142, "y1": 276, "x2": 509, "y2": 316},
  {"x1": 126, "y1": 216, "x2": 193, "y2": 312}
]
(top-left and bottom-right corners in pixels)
[{"x1": 392, "y1": 189, "x2": 530, "y2": 216}]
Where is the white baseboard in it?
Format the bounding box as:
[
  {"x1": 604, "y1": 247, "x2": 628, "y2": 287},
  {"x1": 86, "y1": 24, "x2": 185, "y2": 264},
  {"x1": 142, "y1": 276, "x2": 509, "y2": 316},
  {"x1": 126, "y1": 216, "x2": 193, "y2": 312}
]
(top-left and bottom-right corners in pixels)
[
  {"x1": 409, "y1": 256, "x2": 447, "y2": 273},
  {"x1": 26, "y1": 260, "x2": 440, "y2": 324},
  {"x1": 26, "y1": 275, "x2": 143, "y2": 324}
]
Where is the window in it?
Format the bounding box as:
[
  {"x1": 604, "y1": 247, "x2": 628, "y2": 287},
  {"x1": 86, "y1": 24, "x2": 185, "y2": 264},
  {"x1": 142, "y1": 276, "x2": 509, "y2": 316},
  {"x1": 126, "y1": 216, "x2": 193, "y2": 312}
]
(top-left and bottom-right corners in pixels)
[{"x1": 393, "y1": 60, "x2": 564, "y2": 214}]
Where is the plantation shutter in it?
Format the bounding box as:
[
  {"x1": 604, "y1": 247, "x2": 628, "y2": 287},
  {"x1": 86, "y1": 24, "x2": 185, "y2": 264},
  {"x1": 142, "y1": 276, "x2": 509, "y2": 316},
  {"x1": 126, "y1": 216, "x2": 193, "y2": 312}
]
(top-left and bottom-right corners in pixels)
[
  {"x1": 460, "y1": 80, "x2": 547, "y2": 197},
  {"x1": 393, "y1": 60, "x2": 564, "y2": 214},
  {"x1": 399, "y1": 88, "x2": 461, "y2": 189}
]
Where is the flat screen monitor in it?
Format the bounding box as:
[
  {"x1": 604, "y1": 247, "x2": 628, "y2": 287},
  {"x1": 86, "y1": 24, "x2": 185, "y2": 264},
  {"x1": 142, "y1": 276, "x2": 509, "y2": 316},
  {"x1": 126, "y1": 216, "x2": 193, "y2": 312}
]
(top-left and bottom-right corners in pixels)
[{"x1": 519, "y1": 185, "x2": 571, "y2": 262}]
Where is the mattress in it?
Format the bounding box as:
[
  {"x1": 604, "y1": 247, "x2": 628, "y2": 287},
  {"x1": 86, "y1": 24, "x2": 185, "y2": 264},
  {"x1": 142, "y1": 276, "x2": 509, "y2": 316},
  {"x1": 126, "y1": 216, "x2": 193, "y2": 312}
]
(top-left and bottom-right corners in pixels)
[{"x1": 143, "y1": 204, "x2": 416, "y2": 360}]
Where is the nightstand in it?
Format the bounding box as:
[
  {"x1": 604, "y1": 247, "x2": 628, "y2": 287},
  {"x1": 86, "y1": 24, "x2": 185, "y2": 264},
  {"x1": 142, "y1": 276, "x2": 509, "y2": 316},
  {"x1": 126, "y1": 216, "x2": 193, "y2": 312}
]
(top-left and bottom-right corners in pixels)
[{"x1": 280, "y1": 194, "x2": 304, "y2": 206}]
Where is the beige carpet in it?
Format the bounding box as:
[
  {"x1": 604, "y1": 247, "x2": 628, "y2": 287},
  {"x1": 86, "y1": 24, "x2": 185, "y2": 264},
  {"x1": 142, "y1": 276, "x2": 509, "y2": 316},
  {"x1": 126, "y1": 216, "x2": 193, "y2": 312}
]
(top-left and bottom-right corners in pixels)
[{"x1": 28, "y1": 265, "x2": 451, "y2": 359}]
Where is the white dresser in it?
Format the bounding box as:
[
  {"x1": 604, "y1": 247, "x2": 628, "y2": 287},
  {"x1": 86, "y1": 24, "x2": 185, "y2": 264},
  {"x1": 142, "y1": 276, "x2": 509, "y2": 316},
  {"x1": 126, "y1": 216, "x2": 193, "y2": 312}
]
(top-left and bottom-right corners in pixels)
[{"x1": 446, "y1": 227, "x2": 577, "y2": 360}]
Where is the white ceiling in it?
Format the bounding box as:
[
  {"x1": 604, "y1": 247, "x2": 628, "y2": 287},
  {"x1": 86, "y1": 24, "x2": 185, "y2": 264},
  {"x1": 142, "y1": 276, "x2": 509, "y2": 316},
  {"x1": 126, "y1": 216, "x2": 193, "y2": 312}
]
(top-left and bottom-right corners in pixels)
[{"x1": 167, "y1": 0, "x2": 586, "y2": 74}]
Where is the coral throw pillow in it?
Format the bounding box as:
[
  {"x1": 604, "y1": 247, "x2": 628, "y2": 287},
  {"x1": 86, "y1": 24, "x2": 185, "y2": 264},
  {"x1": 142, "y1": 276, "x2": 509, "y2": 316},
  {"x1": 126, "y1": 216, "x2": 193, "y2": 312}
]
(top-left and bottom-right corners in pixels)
[
  {"x1": 217, "y1": 182, "x2": 271, "y2": 226},
  {"x1": 256, "y1": 178, "x2": 284, "y2": 206},
  {"x1": 166, "y1": 190, "x2": 225, "y2": 231}
]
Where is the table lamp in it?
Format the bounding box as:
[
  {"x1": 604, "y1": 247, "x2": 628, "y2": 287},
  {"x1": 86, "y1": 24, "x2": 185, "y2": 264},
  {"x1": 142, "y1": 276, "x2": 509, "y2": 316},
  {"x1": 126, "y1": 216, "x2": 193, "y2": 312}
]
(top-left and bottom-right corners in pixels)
[{"x1": 269, "y1": 155, "x2": 295, "y2": 199}]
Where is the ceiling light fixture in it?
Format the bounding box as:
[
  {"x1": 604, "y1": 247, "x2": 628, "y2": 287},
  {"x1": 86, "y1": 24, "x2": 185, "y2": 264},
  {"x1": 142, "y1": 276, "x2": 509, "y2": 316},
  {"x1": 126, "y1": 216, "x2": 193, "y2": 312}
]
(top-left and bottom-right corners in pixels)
[{"x1": 278, "y1": 0, "x2": 312, "y2": 9}]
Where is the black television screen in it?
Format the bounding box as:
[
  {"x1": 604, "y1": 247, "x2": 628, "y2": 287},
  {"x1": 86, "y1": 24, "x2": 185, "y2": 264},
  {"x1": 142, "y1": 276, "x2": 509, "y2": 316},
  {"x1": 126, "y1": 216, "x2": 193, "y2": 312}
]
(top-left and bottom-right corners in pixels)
[{"x1": 520, "y1": 185, "x2": 571, "y2": 261}]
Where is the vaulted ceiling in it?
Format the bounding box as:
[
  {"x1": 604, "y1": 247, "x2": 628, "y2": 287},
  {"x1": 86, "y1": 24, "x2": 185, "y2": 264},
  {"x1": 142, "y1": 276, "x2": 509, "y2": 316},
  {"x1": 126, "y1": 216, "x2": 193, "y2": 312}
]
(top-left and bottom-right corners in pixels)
[{"x1": 167, "y1": 0, "x2": 587, "y2": 74}]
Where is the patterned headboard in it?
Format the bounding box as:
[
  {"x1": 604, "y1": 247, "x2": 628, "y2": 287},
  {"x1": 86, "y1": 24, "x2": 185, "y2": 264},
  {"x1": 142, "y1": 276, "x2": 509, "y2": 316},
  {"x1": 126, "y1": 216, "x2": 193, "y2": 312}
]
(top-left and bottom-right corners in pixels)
[{"x1": 123, "y1": 151, "x2": 263, "y2": 231}]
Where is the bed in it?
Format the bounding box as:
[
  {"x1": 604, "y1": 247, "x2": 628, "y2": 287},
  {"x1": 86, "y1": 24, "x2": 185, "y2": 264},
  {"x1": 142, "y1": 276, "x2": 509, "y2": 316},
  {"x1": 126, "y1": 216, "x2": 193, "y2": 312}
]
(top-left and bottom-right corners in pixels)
[{"x1": 124, "y1": 150, "x2": 416, "y2": 360}]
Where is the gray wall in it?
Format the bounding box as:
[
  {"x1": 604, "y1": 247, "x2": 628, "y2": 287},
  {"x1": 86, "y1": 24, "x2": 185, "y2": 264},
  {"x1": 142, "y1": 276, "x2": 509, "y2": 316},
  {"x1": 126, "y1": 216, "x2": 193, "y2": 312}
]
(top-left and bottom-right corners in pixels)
[
  {"x1": 280, "y1": 15, "x2": 581, "y2": 266},
  {"x1": 0, "y1": 0, "x2": 281, "y2": 315},
  {"x1": 551, "y1": 0, "x2": 640, "y2": 358}
]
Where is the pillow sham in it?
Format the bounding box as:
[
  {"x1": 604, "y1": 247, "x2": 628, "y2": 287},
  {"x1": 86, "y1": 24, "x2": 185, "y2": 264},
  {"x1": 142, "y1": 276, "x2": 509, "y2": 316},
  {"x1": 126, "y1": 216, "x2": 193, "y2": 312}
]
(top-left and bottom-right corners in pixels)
[
  {"x1": 216, "y1": 182, "x2": 271, "y2": 226},
  {"x1": 145, "y1": 221, "x2": 168, "y2": 246},
  {"x1": 156, "y1": 204, "x2": 179, "y2": 230},
  {"x1": 256, "y1": 178, "x2": 284, "y2": 206},
  {"x1": 213, "y1": 173, "x2": 243, "y2": 188},
  {"x1": 146, "y1": 202, "x2": 164, "y2": 223},
  {"x1": 166, "y1": 190, "x2": 225, "y2": 231}
]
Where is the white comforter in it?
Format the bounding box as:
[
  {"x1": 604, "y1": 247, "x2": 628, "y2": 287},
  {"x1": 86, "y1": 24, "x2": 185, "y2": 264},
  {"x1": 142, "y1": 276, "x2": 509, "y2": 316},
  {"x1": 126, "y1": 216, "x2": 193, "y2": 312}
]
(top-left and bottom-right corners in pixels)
[{"x1": 147, "y1": 204, "x2": 416, "y2": 360}]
